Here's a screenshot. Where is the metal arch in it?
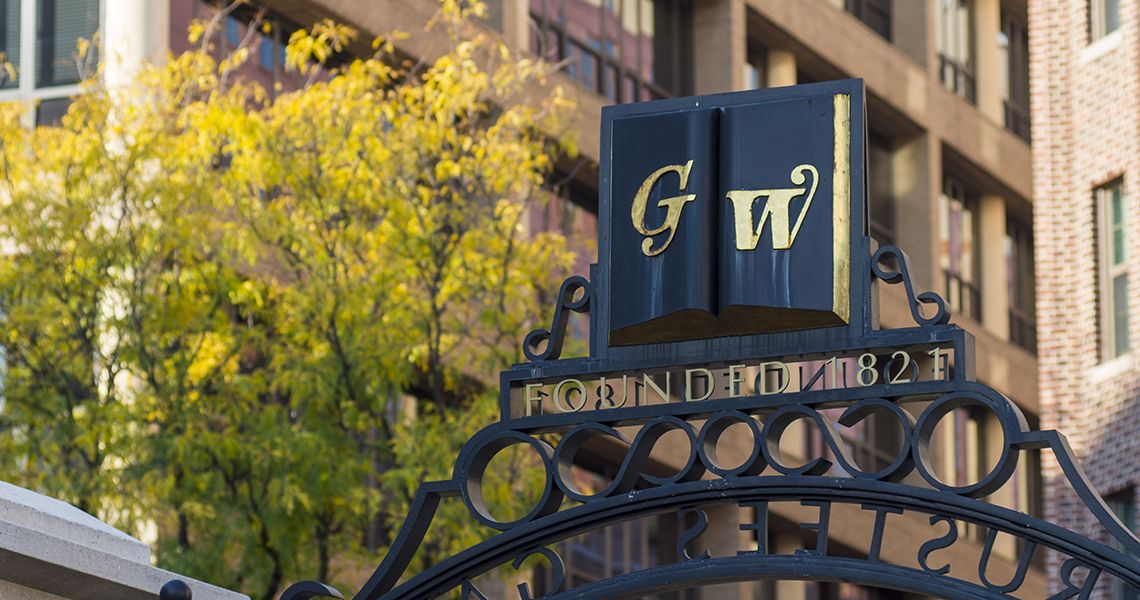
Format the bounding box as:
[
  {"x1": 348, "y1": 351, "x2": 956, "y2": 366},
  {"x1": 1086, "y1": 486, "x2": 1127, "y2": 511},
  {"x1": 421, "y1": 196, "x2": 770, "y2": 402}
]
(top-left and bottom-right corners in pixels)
[
  {"x1": 313, "y1": 378, "x2": 1140, "y2": 600},
  {"x1": 545, "y1": 556, "x2": 1004, "y2": 600},
  {"x1": 364, "y1": 477, "x2": 1140, "y2": 600},
  {"x1": 192, "y1": 245, "x2": 1140, "y2": 600}
]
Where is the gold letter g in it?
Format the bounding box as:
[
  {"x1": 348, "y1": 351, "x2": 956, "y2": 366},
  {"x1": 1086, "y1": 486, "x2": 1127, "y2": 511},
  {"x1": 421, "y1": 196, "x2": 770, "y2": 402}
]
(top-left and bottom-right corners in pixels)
[{"x1": 630, "y1": 160, "x2": 697, "y2": 256}]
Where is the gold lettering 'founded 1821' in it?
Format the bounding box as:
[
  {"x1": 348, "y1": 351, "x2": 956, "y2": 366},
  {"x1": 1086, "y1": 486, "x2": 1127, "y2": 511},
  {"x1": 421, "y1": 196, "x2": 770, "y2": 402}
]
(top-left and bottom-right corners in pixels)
[{"x1": 630, "y1": 161, "x2": 819, "y2": 256}]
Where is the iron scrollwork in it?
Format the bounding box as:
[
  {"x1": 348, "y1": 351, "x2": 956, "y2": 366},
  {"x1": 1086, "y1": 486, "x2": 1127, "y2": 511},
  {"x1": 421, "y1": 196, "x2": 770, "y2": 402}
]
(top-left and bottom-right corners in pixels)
[
  {"x1": 165, "y1": 246, "x2": 1140, "y2": 600},
  {"x1": 522, "y1": 275, "x2": 590, "y2": 362},
  {"x1": 872, "y1": 245, "x2": 951, "y2": 327}
]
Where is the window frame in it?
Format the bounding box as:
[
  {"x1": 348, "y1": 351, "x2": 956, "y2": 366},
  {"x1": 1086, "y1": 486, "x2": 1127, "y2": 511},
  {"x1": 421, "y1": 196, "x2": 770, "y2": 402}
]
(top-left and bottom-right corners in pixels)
[
  {"x1": 1089, "y1": 0, "x2": 1121, "y2": 44},
  {"x1": 1000, "y1": 6, "x2": 1030, "y2": 141},
  {"x1": 941, "y1": 175, "x2": 982, "y2": 322},
  {"x1": 1005, "y1": 212, "x2": 1036, "y2": 353},
  {"x1": 1107, "y1": 487, "x2": 1137, "y2": 599},
  {"x1": 867, "y1": 131, "x2": 896, "y2": 246},
  {"x1": 744, "y1": 40, "x2": 767, "y2": 91},
  {"x1": 0, "y1": 0, "x2": 102, "y2": 123},
  {"x1": 1097, "y1": 179, "x2": 1130, "y2": 361},
  {"x1": 845, "y1": 0, "x2": 892, "y2": 41},
  {"x1": 936, "y1": 0, "x2": 976, "y2": 104}
]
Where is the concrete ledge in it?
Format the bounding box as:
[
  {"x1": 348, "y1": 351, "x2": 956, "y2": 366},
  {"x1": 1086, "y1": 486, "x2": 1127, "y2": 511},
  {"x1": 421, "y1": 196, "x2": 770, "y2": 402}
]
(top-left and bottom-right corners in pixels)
[{"x1": 0, "y1": 482, "x2": 247, "y2": 600}]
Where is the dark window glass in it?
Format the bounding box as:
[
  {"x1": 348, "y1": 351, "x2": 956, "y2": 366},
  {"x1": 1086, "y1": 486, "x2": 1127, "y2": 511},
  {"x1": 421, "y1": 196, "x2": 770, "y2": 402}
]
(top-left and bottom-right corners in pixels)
[
  {"x1": 1005, "y1": 214, "x2": 1036, "y2": 353},
  {"x1": 35, "y1": 96, "x2": 71, "y2": 126},
  {"x1": 35, "y1": 0, "x2": 100, "y2": 88},
  {"x1": 845, "y1": 0, "x2": 891, "y2": 40},
  {"x1": 745, "y1": 41, "x2": 766, "y2": 90},
  {"x1": 225, "y1": 15, "x2": 240, "y2": 47},
  {"x1": 868, "y1": 132, "x2": 895, "y2": 246},
  {"x1": 1108, "y1": 489, "x2": 1138, "y2": 599},
  {"x1": 1001, "y1": 7, "x2": 1030, "y2": 141},
  {"x1": 483, "y1": 0, "x2": 503, "y2": 31},
  {"x1": 259, "y1": 35, "x2": 274, "y2": 70},
  {"x1": 530, "y1": 0, "x2": 692, "y2": 102},
  {"x1": 941, "y1": 176, "x2": 981, "y2": 321},
  {"x1": 1, "y1": 0, "x2": 20, "y2": 89}
]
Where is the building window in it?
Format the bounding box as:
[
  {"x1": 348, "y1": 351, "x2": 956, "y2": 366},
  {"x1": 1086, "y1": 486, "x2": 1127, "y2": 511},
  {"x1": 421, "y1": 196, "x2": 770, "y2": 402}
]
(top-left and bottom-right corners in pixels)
[
  {"x1": 538, "y1": 465, "x2": 659, "y2": 590},
  {"x1": 744, "y1": 41, "x2": 766, "y2": 90},
  {"x1": 940, "y1": 176, "x2": 981, "y2": 321},
  {"x1": 937, "y1": 0, "x2": 975, "y2": 103},
  {"x1": 224, "y1": 14, "x2": 240, "y2": 48},
  {"x1": 530, "y1": 0, "x2": 693, "y2": 103},
  {"x1": 868, "y1": 132, "x2": 895, "y2": 245},
  {"x1": 1006, "y1": 213, "x2": 1036, "y2": 353},
  {"x1": 0, "y1": 0, "x2": 100, "y2": 122},
  {"x1": 1098, "y1": 180, "x2": 1129, "y2": 360},
  {"x1": 1000, "y1": 6, "x2": 1030, "y2": 141},
  {"x1": 1, "y1": 0, "x2": 20, "y2": 89},
  {"x1": 1089, "y1": 0, "x2": 1120, "y2": 43},
  {"x1": 845, "y1": 0, "x2": 891, "y2": 41},
  {"x1": 1108, "y1": 488, "x2": 1137, "y2": 599}
]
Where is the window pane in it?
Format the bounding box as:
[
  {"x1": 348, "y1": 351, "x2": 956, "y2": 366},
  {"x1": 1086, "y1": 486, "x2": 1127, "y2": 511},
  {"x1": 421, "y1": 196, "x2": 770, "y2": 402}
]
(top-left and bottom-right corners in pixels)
[
  {"x1": 1113, "y1": 186, "x2": 1126, "y2": 265},
  {"x1": 1115, "y1": 226, "x2": 1127, "y2": 265},
  {"x1": 483, "y1": 0, "x2": 503, "y2": 31},
  {"x1": 868, "y1": 133, "x2": 895, "y2": 245},
  {"x1": 746, "y1": 43, "x2": 766, "y2": 90},
  {"x1": 1105, "y1": 0, "x2": 1120, "y2": 36},
  {"x1": 937, "y1": 0, "x2": 975, "y2": 101},
  {"x1": 1113, "y1": 185, "x2": 1124, "y2": 225},
  {"x1": 1114, "y1": 274, "x2": 1129, "y2": 356},
  {"x1": 846, "y1": 0, "x2": 891, "y2": 40},
  {"x1": 35, "y1": 96, "x2": 71, "y2": 126},
  {"x1": 225, "y1": 15, "x2": 240, "y2": 47},
  {"x1": 1, "y1": 0, "x2": 19, "y2": 89},
  {"x1": 530, "y1": 0, "x2": 690, "y2": 101},
  {"x1": 36, "y1": 0, "x2": 101, "y2": 88},
  {"x1": 259, "y1": 36, "x2": 273, "y2": 71}
]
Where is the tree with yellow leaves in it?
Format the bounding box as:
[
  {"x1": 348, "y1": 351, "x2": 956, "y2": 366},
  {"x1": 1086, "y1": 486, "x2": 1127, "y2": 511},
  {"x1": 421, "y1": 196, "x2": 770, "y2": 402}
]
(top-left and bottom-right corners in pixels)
[{"x1": 0, "y1": 2, "x2": 575, "y2": 597}]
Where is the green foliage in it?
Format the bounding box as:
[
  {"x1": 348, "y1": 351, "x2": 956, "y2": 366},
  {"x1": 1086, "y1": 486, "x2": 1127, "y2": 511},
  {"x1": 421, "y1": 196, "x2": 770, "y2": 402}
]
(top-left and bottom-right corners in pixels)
[{"x1": 0, "y1": 2, "x2": 574, "y2": 598}]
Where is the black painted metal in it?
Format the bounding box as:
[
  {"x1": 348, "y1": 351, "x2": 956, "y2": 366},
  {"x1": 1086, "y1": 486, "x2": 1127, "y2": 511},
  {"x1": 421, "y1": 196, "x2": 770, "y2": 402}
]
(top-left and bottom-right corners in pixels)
[
  {"x1": 164, "y1": 82, "x2": 1140, "y2": 600},
  {"x1": 159, "y1": 580, "x2": 193, "y2": 600},
  {"x1": 250, "y1": 243, "x2": 1140, "y2": 600},
  {"x1": 523, "y1": 275, "x2": 590, "y2": 362}
]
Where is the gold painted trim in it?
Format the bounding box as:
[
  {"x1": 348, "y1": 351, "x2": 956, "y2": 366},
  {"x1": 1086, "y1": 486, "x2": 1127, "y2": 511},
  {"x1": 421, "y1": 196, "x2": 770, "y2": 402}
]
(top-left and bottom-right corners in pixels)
[{"x1": 833, "y1": 93, "x2": 851, "y2": 323}]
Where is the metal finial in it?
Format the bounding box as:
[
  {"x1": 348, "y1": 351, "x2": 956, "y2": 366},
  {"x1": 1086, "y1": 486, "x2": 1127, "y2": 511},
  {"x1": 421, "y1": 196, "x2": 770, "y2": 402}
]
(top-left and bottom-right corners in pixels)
[{"x1": 160, "y1": 579, "x2": 192, "y2": 600}]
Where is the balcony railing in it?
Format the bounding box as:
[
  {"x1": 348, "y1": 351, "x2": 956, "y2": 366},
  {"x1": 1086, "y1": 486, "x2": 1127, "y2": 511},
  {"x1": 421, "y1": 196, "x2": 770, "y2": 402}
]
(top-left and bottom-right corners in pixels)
[
  {"x1": 845, "y1": 0, "x2": 892, "y2": 41},
  {"x1": 939, "y1": 54, "x2": 976, "y2": 104},
  {"x1": 1004, "y1": 99, "x2": 1031, "y2": 142},
  {"x1": 1009, "y1": 305, "x2": 1037, "y2": 354},
  {"x1": 530, "y1": 11, "x2": 673, "y2": 104},
  {"x1": 945, "y1": 271, "x2": 981, "y2": 322}
]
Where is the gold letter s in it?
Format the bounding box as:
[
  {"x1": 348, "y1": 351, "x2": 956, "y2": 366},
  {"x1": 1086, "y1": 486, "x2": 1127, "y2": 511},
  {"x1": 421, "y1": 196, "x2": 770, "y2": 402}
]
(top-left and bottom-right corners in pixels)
[{"x1": 631, "y1": 160, "x2": 697, "y2": 256}]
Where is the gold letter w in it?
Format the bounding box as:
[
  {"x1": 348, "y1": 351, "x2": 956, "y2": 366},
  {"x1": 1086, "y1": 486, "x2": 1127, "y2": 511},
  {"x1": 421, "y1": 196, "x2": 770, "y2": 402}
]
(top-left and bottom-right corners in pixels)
[{"x1": 725, "y1": 164, "x2": 818, "y2": 251}]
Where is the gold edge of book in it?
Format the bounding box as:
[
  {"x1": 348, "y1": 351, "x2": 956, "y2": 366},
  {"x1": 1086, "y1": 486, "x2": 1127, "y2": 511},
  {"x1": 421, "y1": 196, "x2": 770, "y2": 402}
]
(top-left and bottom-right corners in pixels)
[{"x1": 833, "y1": 93, "x2": 852, "y2": 324}]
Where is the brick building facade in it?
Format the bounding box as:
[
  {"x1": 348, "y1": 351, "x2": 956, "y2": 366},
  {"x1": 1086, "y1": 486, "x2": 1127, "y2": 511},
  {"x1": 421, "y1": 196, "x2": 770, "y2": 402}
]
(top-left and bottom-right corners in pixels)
[{"x1": 1031, "y1": 0, "x2": 1140, "y2": 596}]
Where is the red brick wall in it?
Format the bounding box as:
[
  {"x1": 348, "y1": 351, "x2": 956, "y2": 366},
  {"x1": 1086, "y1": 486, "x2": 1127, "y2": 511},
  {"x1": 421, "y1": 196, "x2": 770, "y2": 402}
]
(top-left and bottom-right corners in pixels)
[{"x1": 1031, "y1": 0, "x2": 1140, "y2": 594}]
